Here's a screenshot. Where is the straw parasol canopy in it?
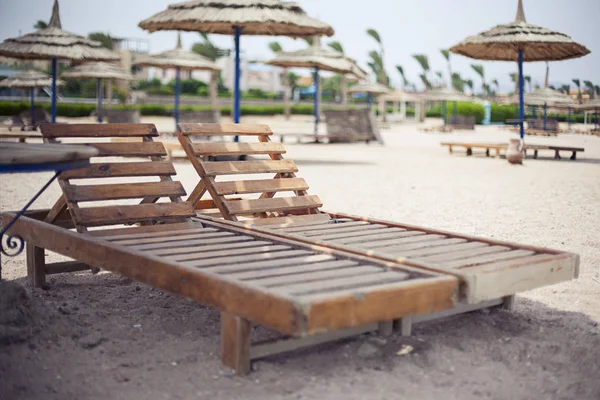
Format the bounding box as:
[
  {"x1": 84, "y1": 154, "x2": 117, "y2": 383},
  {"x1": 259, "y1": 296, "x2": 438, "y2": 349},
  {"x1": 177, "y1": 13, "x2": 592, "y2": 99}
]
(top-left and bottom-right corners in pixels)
[
  {"x1": 138, "y1": 0, "x2": 334, "y2": 37},
  {"x1": 379, "y1": 89, "x2": 421, "y2": 103},
  {"x1": 449, "y1": 0, "x2": 590, "y2": 62},
  {"x1": 521, "y1": 87, "x2": 574, "y2": 106},
  {"x1": 575, "y1": 99, "x2": 600, "y2": 111},
  {"x1": 0, "y1": 1, "x2": 119, "y2": 62},
  {"x1": 0, "y1": 70, "x2": 64, "y2": 89},
  {"x1": 422, "y1": 87, "x2": 476, "y2": 102},
  {"x1": 61, "y1": 62, "x2": 133, "y2": 80},
  {"x1": 134, "y1": 34, "x2": 220, "y2": 71},
  {"x1": 347, "y1": 82, "x2": 390, "y2": 95}
]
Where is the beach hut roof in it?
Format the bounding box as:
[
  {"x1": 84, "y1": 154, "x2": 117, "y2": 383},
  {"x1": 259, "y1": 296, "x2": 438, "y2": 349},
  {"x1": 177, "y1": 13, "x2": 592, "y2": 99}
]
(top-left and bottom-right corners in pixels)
[
  {"x1": 0, "y1": 70, "x2": 64, "y2": 88},
  {"x1": 348, "y1": 82, "x2": 390, "y2": 95},
  {"x1": 139, "y1": 0, "x2": 334, "y2": 37},
  {"x1": 134, "y1": 34, "x2": 221, "y2": 71},
  {"x1": 61, "y1": 62, "x2": 134, "y2": 80},
  {"x1": 266, "y1": 38, "x2": 365, "y2": 77},
  {"x1": 450, "y1": 0, "x2": 589, "y2": 62}
]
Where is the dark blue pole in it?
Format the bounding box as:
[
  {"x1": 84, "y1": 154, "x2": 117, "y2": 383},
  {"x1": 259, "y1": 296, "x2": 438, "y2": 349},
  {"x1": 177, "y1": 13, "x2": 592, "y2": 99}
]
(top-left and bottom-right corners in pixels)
[
  {"x1": 234, "y1": 27, "x2": 241, "y2": 142},
  {"x1": 532, "y1": 106, "x2": 537, "y2": 118},
  {"x1": 30, "y1": 88, "x2": 35, "y2": 125},
  {"x1": 442, "y1": 101, "x2": 447, "y2": 126},
  {"x1": 97, "y1": 78, "x2": 103, "y2": 123},
  {"x1": 567, "y1": 108, "x2": 571, "y2": 128},
  {"x1": 452, "y1": 101, "x2": 457, "y2": 124},
  {"x1": 543, "y1": 103, "x2": 547, "y2": 131},
  {"x1": 175, "y1": 66, "x2": 181, "y2": 130},
  {"x1": 518, "y1": 50, "x2": 525, "y2": 139},
  {"x1": 313, "y1": 66, "x2": 319, "y2": 136},
  {"x1": 51, "y1": 57, "x2": 57, "y2": 123},
  {"x1": 366, "y1": 93, "x2": 372, "y2": 108},
  {"x1": 595, "y1": 108, "x2": 598, "y2": 130}
]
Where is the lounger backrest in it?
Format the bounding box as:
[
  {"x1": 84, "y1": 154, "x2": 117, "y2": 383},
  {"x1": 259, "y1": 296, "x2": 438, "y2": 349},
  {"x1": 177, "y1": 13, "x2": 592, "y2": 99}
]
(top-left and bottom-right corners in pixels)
[
  {"x1": 178, "y1": 123, "x2": 327, "y2": 224},
  {"x1": 323, "y1": 109, "x2": 383, "y2": 144},
  {"x1": 40, "y1": 123, "x2": 195, "y2": 232}
]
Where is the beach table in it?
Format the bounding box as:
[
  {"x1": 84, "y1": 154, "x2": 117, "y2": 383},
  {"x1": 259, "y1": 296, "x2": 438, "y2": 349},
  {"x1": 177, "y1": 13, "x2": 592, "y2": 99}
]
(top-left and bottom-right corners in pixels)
[{"x1": 0, "y1": 142, "x2": 98, "y2": 278}]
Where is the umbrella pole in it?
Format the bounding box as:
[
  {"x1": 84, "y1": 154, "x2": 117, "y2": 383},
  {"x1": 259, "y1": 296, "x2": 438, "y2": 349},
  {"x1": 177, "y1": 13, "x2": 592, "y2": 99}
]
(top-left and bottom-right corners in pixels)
[
  {"x1": 175, "y1": 66, "x2": 181, "y2": 130},
  {"x1": 543, "y1": 103, "x2": 547, "y2": 131},
  {"x1": 97, "y1": 78, "x2": 103, "y2": 123},
  {"x1": 442, "y1": 101, "x2": 447, "y2": 126},
  {"x1": 30, "y1": 88, "x2": 35, "y2": 126},
  {"x1": 568, "y1": 108, "x2": 571, "y2": 129},
  {"x1": 51, "y1": 57, "x2": 57, "y2": 123},
  {"x1": 518, "y1": 50, "x2": 525, "y2": 140},
  {"x1": 313, "y1": 66, "x2": 319, "y2": 137},
  {"x1": 366, "y1": 93, "x2": 372, "y2": 109},
  {"x1": 532, "y1": 106, "x2": 536, "y2": 119},
  {"x1": 452, "y1": 101, "x2": 457, "y2": 125},
  {"x1": 234, "y1": 26, "x2": 242, "y2": 142},
  {"x1": 595, "y1": 108, "x2": 598, "y2": 130}
]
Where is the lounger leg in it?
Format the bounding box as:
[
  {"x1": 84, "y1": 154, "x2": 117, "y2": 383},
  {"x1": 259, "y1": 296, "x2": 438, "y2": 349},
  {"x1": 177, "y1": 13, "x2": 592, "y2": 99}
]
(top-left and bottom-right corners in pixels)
[
  {"x1": 485, "y1": 149, "x2": 490, "y2": 157},
  {"x1": 26, "y1": 243, "x2": 46, "y2": 288},
  {"x1": 501, "y1": 295, "x2": 516, "y2": 311},
  {"x1": 570, "y1": 151, "x2": 577, "y2": 160},
  {"x1": 533, "y1": 150, "x2": 538, "y2": 159},
  {"x1": 466, "y1": 148, "x2": 472, "y2": 156},
  {"x1": 554, "y1": 150, "x2": 561, "y2": 160},
  {"x1": 448, "y1": 145, "x2": 453, "y2": 154},
  {"x1": 378, "y1": 321, "x2": 393, "y2": 337},
  {"x1": 221, "y1": 312, "x2": 251, "y2": 376},
  {"x1": 393, "y1": 316, "x2": 412, "y2": 337}
]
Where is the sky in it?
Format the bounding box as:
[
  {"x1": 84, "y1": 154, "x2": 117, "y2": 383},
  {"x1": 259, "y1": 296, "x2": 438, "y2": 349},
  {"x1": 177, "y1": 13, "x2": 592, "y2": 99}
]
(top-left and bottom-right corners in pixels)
[{"x1": 0, "y1": 0, "x2": 598, "y2": 93}]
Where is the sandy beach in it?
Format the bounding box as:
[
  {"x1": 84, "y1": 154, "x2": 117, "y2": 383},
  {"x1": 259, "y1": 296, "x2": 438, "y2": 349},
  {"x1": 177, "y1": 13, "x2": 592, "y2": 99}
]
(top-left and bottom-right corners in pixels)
[{"x1": 1, "y1": 116, "x2": 599, "y2": 400}]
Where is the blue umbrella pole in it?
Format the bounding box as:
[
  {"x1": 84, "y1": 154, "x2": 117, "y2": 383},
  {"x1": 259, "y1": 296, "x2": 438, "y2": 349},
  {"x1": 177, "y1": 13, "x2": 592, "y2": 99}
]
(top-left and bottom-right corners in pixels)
[
  {"x1": 442, "y1": 101, "x2": 447, "y2": 126},
  {"x1": 97, "y1": 78, "x2": 103, "y2": 123},
  {"x1": 314, "y1": 66, "x2": 320, "y2": 136},
  {"x1": 532, "y1": 105, "x2": 537, "y2": 119},
  {"x1": 518, "y1": 50, "x2": 525, "y2": 139},
  {"x1": 366, "y1": 93, "x2": 372, "y2": 109},
  {"x1": 233, "y1": 26, "x2": 242, "y2": 142},
  {"x1": 174, "y1": 66, "x2": 181, "y2": 130},
  {"x1": 595, "y1": 108, "x2": 598, "y2": 130},
  {"x1": 51, "y1": 57, "x2": 57, "y2": 123},
  {"x1": 452, "y1": 101, "x2": 457, "y2": 125},
  {"x1": 30, "y1": 88, "x2": 35, "y2": 125},
  {"x1": 568, "y1": 108, "x2": 571, "y2": 128},
  {"x1": 543, "y1": 103, "x2": 547, "y2": 131}
]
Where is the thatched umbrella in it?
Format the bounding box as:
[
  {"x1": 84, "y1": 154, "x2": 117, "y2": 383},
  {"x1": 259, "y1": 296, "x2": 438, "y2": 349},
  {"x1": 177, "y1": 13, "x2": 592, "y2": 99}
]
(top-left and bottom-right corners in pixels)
[
  {"x1": 134, "y1": 33, "x2": 221, "y2": 129},
  {"x1": 423, "y1": 87, "x2": 477, "y2": 126},
  {"x1": 0, "y1": 0, "x2": 119, "y2": 123},
  {"x1": 348, "y1": 82, "x2": 390, "y2": 111},
  {"x1": 0, "y1": 70, "x2": 64, "y2": 124},
  {"x1": 576, "y1": 99, "x2": 600, "y2": 130},
  {"x1": 139, "y1": 0, "x2": 334, "y2": 134},
  {"x1": 266, "y1": 37, "x2": 365, "y2": 134},
  {"x1": 450, "y1": 0, "x2": 589, "y2": 139},
  {"x1": 61, "y1": 62, "x2": 133, "y2": 123}
]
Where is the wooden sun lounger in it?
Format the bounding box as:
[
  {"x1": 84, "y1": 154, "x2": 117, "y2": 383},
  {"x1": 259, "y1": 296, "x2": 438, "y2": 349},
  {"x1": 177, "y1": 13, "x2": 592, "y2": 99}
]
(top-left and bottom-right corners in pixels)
[
  {"x1": 441, "y1": 142, "x2": 585, "y2": 160},
  {"x1": 2, "y1": 123, "x2": 457, "y2": 375},
  {"x1": 177, "y1": 123, "x2": 580, "y2": 333}
]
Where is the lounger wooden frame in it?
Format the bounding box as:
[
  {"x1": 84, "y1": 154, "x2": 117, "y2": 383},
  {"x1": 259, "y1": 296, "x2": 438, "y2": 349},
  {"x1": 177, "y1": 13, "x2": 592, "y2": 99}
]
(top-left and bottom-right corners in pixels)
[
  {"x1": 178, "y1": 123, "x2": 580, "y2": 313},
  {"x1": 441, "y1": 142, "x2": 585, "y2": 160},
  {"x1": 5, "y1": 123, "x2": 459, "y2": 375}
]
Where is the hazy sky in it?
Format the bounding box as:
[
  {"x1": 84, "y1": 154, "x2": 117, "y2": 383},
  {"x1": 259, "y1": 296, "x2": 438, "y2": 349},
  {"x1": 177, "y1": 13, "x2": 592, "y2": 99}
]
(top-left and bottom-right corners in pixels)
[{"x1": 0, "y1": 0, "x2": 598, "y2": 92}]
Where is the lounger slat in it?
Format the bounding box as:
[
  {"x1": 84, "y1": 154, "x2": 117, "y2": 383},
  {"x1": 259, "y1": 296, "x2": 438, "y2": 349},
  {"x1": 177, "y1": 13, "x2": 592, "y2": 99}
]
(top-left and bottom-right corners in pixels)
[
  {"x1": 356, "y1": 232, "x2": 435, "y2": 249},
  {"x1": 214, "y1": 178, "x2": 309, "y2": 195},
  {"x1": 186, "y1": 250, "x2": 314, "y2": 269},
  {"x1": 41, "y1": 123, "x2": 158, "y2": 138},
  {"x1": 101, "y1": 227, "x2": 217, "y2": 241},
  {"x1": 211, "y1": 254, "x2": 336, "y2": 274},
  {"x1": 402, "y1": 242, "x2": 489, "y2": 258},
  {"x1": 446, "y1": 250, "x2": 537, "y2": 269},
  {"x1": 179, "y1": 123, "x2": 272, "y2": 136},
  {"x1": 192, "y1": 142, "x2": 285, "y2": 156},
  {"x1": 254, "y1": 266, "x2": 383, "y2": 288},
  {"x1": 78, "y1": 142, "x2": 167, "y2": 157},
  {"x1": 64, "y1": 181, "x2": 186, "y2": 202},
  {"x1": 61, "y1": 162, "x2": 176, "y2": 179},
  {"x1": 231, "y1": 260, "x2": 360, "y2": 280},
  {"x1": 381, "y1": 237, "x2": 467, "y2": 255},
  {"x1": 278, "y1": 221, "x2": 368, "y2": 233},
  {"x1": 332, "y1": 230, "x2": 422, "y2": 244},
  {"x1": 74, "y1": 202, "x2": 194, "y2": 227},
  {"x1": 148, "y1": 239, "x2": 272, "y2": 257},
  {"x1": 246, "y1": 213, "x2": 332, "y2": 228},
  {"x1": 277, "y1": 271, "x2": 410, "y2": 296},
  {"x1": 134, "y1": 235, "x2": 254, "y2": 252},
  {"x1": 312, "y1": 227, "x2": 406, "y2": 241},
  {"x1": 415, "y1": 245, "x2": 511, "y2": 263},
  {"x1": 224, "y1": 196, "x2": 322, "y2": 215},
  {"x1": 115, "y1": 231, "x2": 234, "y2": 246},
  {"x1": 301, "y1": 224, "x2": 387, "y2": 237},
  {"x1": 171, "y1": 245, "x2": 291, "y2": 262},
  {"x1": 202, "y1": 160, "x2": 298, "y2": 176}
]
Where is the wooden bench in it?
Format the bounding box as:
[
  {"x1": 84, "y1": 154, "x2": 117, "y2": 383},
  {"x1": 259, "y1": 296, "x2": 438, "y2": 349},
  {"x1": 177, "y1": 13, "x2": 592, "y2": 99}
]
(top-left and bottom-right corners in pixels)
[
  {"x1": 177, "y1": 123, "x2": 580, "y2": 331},
  {"x1": 103, "y1": 110, "x2": 141, "y2": 123},
  {"x1": 441, "y1": 142, "x2": 585, "y2": 160},
  {"x1": 2, "y1": 123, "x2": 457, "y2": 375},
  {"x1": 447, "y1": 115, "x2": 476, "y2": 130}
]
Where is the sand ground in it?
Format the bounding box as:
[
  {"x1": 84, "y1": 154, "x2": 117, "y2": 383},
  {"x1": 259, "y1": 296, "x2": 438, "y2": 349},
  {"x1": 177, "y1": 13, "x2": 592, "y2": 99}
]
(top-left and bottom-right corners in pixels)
[{"x1": 1, "y1": 116, "x2": 599, "y2": 400}]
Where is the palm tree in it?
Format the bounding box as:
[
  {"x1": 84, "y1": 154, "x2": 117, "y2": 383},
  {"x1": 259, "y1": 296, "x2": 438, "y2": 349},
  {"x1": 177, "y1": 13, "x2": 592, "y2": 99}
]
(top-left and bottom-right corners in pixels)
[
  {"x1": 584, "y1": 80, "x2": 595, "y2": 99},
  {"x1": 88, "y1": 32, "x2": 113, "y2": 50},
  {"x1": 268, "y1": 41, "x2": 282, "y2": 54},
  {"x1": 435, "y1": 71, "x2": 444, "y2": 87},
  {"x1": 509, "y1": 73, "x2": 519, "y2": 95},
  {"x1": 440, "y1": 49, "x2": 452, "y2": 89},
  {"x1": 471, "y1": 64, "x2": 485, "y2": 96},
  {"x1": 560, "y1": 84, "x2": 570, "y2": 95},
  {"x1": 492, "y1": 79, "x2": 499, "y2": 92},
  {"x1": 465, "y1": 79, "x2": 474, "y2": 94},
  {"x1": 396, "y1": 65, "x2": 409, "y2": 90},
  {"x1": 327, "y1": 41, "x2": 344, "y2": 54},
  {"x1": 572, "y1": 79, "x2": 582, "y2": 103},
  {"x1": 412, "y1": 54, "x2": 431, "y2": 90},
  {"x1": 302, "y1": 37, "x2": 314, "y2": 47},
  {"x1": 451, "y1": 72, "x2": 465, "y2": 93},
  {"x1": 192, "y1": 33, "x2": 221, "y2": 61},
  {"x1": 368, "y1": 50, "x2": 385, "y2": 85},
  {"x1": 596, "y1": 85, "x2": 600, "y2": 97},
  {"x1": 366, "y1": 28, "x2": 386, "y2": 85},
  {"x1": 34, "y1": 20, "x2": 48, "y2": 29},
  {"x1": 524, "y1": 75, "x2": 532, "y2": 92}
]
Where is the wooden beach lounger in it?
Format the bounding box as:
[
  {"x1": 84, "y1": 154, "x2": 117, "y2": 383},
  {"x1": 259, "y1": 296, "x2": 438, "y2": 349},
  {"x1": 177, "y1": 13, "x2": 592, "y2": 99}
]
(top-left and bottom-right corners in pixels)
[
  {"x1": 441, "y1": 142, "x2": 585, "y2": 160},
  {"x1": 178, "y1": 123, "x2": 580, "y2": 333},
  {"x1": 2, "y1": 123, "x2": 457, "y2": 375}
]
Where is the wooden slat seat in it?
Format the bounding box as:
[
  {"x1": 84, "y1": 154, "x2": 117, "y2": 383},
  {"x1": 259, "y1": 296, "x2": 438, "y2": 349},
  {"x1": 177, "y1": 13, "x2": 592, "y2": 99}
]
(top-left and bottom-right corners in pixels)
[{"x1": 441, "y1": 142, "x2": 585, "y2": 160}]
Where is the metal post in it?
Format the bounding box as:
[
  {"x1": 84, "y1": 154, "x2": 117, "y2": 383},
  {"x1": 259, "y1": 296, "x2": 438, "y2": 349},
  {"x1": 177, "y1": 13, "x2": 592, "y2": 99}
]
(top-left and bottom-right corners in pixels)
[
  {"x1": 97, "y1": 78, "x2": 103, "y2": 123},
  {"x1": 442, "y1": 101, "x2": 447, "y2": 126},
  {"x1": 452, "y1": 101, "x2": 458, "y2": 125},
  {"x1": 234, "y1": 27, "x2": 242, "y2": 142},
  {"x1": 568, "y1": 108, "x2": 571, "y2": 129},
  {"x1": 366, "y1": 93, "x2": 372, "y2": 109},
  {"x1": 595, "y1": 108, "x2": 598, "y2": 130},
  {"x1": 532, "y1": 105, "x2": 537, "y2": 119},
  {"x1": 30, "y1": 88, "x2": 35, "y2": 125},
  {"x1": 51, "y1": 57, "x2": 57, "y2": 123},
  {"x1": 314, "y1": 66, "x2": 319, "y2": 136},
  {"x1": 175, "y1": 66, "x2": 181, "y2": 130},
  {"x1": 518, "y1": 50, "x2": 525, "y2": 139},
  {"x1": 543, "y1": 103, "x2": 547, "y2": 131}
]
